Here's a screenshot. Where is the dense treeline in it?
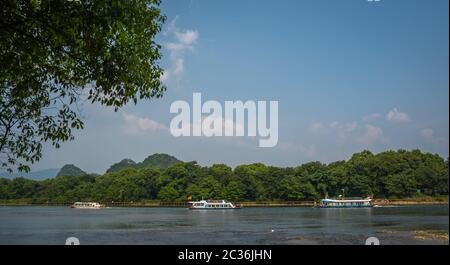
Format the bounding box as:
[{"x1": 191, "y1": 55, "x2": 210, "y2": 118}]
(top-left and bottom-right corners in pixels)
[{"x1": 0, "y1": 150, "x2": 448, "y2": 202}]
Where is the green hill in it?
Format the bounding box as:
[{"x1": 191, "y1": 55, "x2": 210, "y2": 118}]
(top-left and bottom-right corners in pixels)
[
  {"x1": 139, "y1": 153, "x2": 181, "y2": 169},
  {"x1": 56, "y1": 164, "x2": 86, "y2": 177},
  {"x1": 106, "y1": 159, "x2": 137, "y2": 173},
  {"x1": 106, "y1": 154, "x2": 181, "y2": 173}
]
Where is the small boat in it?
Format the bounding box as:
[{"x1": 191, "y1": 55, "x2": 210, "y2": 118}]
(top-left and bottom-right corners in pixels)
[
  {"x1": 188, "y1": 199, "x2": 241, "y2": 210},
  {"x1": 70, "y1": 202, "x2": 105, "y2": 209},
  {"x1": 319, "y1": 197, "x2": 373, "y2": 208}
]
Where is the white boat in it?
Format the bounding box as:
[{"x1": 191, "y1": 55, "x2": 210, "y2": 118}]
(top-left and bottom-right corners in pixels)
[
  {"x1": 319, "y1": 198, "x2": 373, "y2": 208},
  {"x1": 70, "y1": 202, "x2": 104, "y2": 209},
  {"x1": 188, "y1": 199, "x2": 240, "y2": 210}
]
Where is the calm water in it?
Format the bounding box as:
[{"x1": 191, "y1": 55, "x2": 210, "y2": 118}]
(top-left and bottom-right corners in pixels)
[{"x1": 0, "y1": 205, "x2": 448, "y2": 245}]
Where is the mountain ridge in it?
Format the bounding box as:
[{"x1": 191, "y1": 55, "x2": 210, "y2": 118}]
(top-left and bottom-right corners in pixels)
[
  {"x1": 0, "y1": 168, "x2": 60, "y2": 180},
  {"x1": 106, "y1": 153, "x2": 182, "y2": 173},
  {"x1": 56, "y1": 164, "x2": 86, "y2": 177},
  {"x1": 0, "y1": 153, "x2": 182, "y2": 179}
]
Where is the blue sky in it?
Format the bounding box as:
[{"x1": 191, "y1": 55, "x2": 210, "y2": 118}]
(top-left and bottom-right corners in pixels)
[{"x1": 36, "y1": 0, "x2": 448, "y2": 173}]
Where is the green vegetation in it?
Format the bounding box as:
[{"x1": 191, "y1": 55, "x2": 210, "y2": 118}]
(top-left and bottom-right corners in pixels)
[
  {"x1": 106, "y1": 159, "x2": 138, "y2": 173},
  {"x1": 0, "y1": 150, "x2": 448, "y2": 203},
  {"x1": 140, "y1": 153, "x2": 182, "y2": 169},
  {"x1": 56, "y1": 164, "x2": 86, "y2": 177},
  {"x1": 106, "y1": 154, "x2": 181, "y2": 173},
  {"x1": 0, "y1": 0, "x2": 166, "y2": 173}
]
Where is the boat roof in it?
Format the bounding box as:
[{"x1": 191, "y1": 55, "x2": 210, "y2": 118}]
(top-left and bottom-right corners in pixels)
[
  {"x1": 321, "y1": 198, "x2": 371, "y2": 203},
  {"x1": 188, "y1": 200, "x2": 229, "y2": 203}
]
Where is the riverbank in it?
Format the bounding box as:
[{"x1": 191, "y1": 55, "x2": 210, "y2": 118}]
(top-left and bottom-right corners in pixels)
[
  {"x1": 373, "y1": 196, "x2": 449, "y2": 206},
  {"x1": 0, "y1": 196, "x2": 447, "y2": 207},
  {"x1": 287, "y1": 229, "x2": 449, "y2": 245}
]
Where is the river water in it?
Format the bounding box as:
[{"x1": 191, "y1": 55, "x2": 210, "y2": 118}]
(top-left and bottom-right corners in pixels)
[{"x1": 0, "y1": 205, "x2": 448, "y2": 245}]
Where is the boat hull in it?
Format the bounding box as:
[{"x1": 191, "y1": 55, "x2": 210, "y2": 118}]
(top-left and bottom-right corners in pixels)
[
  {"x1": 187, "y1": 199, "x2": 240, "y2": 210},
  {"x1": 319, "y1": 198, "x2": 373, "y2": 208},
  {"x1": 189, "y1": 207, "x2": 242, "y2": 210},
  {"x1": 70, "y1": 202, "x2": 104, "y2": 209},
  {"x1": 319, "y1": 205, "x2": 373, "y2": 208}
]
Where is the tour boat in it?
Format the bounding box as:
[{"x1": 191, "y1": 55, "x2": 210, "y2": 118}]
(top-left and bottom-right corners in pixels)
[
  {"x1": 70, "y1": 202, "x2": 105, "y2": 209},
  {"x1": 319, "y1": 198, "x2": 373, "y2": 208},
  {"x1": 188, "y1": 199, "x2": 240, "y2": 210}
]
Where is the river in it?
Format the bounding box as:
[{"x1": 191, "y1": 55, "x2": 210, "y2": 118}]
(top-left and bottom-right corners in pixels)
[{"x1": 0, "y1": 205, "x2": 448, "y2": 245}]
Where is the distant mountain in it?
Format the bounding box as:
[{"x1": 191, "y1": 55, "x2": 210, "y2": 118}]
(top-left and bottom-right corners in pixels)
[
  {"x1": 139, "y1": 153, "x2": 181, "y2": 169},
  {"x1": 0, "y1": 168, "x2": 59, "y2": 180},
  {"x1": 56, "y1": 164, "x2": 86, "y2": 177},
  {"x1": 106, "y1": 159, "x2": 137, "y2": 173},
  {"x1": 106, "y1": 153, "x2": 182, "y2": 173}
]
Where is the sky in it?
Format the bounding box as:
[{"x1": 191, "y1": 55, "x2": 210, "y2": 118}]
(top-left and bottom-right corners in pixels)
[{"x1": 34, "y1": 0, "x2": 448, "y2": 174}]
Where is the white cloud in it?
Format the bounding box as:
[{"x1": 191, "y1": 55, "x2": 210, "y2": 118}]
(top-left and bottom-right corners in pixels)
[
  {"x1": 299, "y1": 144, "x2": 318, "y2": 157},
  {"x1": 309, "y1": 122, "x2": 325, "y2": 132},
  {"x1": 165, "y1": 42, "x2": 187, "y2": 52},
  {"x1": 329, "y1": 121, "x2": 339, "y2": 128},
  {"x1": 161, "y1": 16, "x2": 199, "y2": 85},
  {"x1": 420, "y1": 128, "x2": 434, "y2": 141},
  {"x1": 310, "y1": 121, "x2": 358, "y2": 141},
  {"x1": 346, "y1": 122, "x2": 357, "y2": 132},
  {"x1": 173, "y1": 58, "x2": 184, "y2": 75},
  {"x1": 160, "y1": 70, "x2": 170, "y2": 82},
  {"x1": 386, "y1": 108, "x2": 411, "y2": 123},
  {"x1": 122, "y1": 113, "x2": 167, "y2": 135},
  {"x1": 420, "y1": 128, "x2": 447, "y2": 145},
  {"x1": 330, "y1": 121, "x2": 357, "y2": 140},
  {"x1": 163, "y1": 16, "x2": 178, "y2": 35},
  {"x1": 363, "y1": 113, "x2": 383, "y2": 122},
  {"x1": 342, "y1": 122, "x2": 357, "y2": 132},
  {"x1": 357, "y1": 124, "x2": 386, "y2": 146},
  {"x1": 175, "y1": 30, "x2": 198, "y2": 45}
]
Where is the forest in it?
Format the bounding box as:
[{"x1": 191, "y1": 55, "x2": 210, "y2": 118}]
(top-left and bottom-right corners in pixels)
[{"x1": 0, "y1": 149, "x2": 448, "y2": 203}]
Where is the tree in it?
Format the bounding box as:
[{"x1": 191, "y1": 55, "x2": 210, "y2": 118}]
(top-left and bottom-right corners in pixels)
[
  {"x1": 186, "y1": 176, "x2": 222, "y2": 200},
  {"x1": 0, "y1": 150, "x2": 448, "y2": 202},
  {"x1": 222, "y1": 181, "x2": 244, "y2": 201},
  {"x1": 0, "y1": 0, "x2": 166, "y2": 172},
  {"x1": 158, "y1": 182, "x2": 181, "y2": 201},
  {"x1": 280, "y1": 175, "x2": 319, "y2": 200},
  {"x1": 385, "y1": 173, "x2": 418, "y2": 198},
  {"x1": 348, "y1": 174, "x2": 373, "y2": 197},
  {"x1": 234, "y1": 164, "x2": 267, "y2": 200},
  {"x1": 209, "y1": 164, "x2": 233, "y2": 185},
  {"x1": 280, "y1": 175, "x2": 303, "y2": 200}
]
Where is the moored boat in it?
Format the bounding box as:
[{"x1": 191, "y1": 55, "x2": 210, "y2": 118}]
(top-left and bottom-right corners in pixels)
[
  {"x1": 70, "y1": 202, "x2": 105, "y2": 209},
  {"x1": 188, "y1": 199, "x2": 241, "y2": 210},
  {"x1": 319, "y1": 198, "x2": 373, "y2": 208}
]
